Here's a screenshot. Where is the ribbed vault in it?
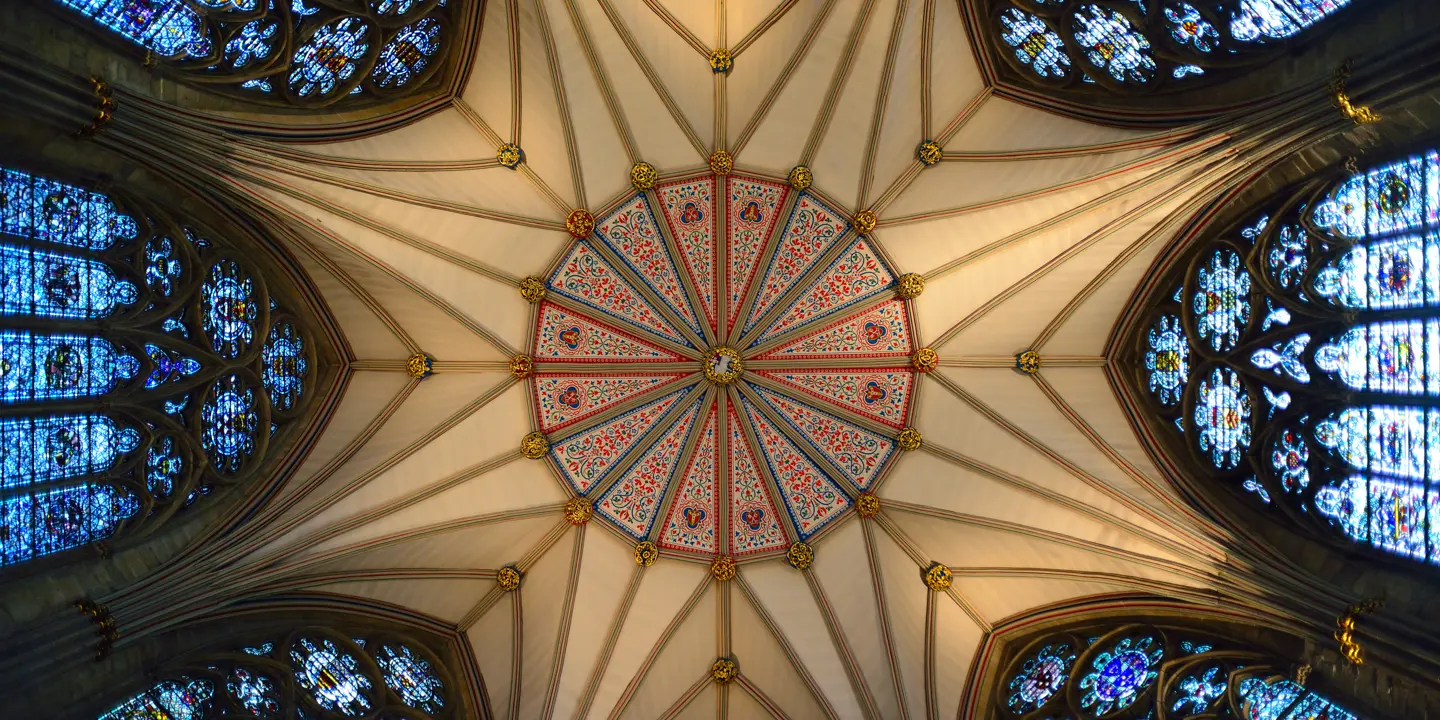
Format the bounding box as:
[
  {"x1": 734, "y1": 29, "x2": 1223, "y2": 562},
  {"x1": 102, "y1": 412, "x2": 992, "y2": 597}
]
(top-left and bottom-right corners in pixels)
[{"x1": 103, "y1": 0, "x2": 1382, "y2": 717}]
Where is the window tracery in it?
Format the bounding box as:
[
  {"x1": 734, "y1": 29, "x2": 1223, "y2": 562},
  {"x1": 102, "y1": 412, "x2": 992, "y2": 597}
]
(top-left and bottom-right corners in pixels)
[
  {"x1": 999, "y1": 622, "x2": 1363, "y2": 719},
  {"x1": 1129, "y1": 146, "x2": 1440, "y2": 567},
  {"x1": 46, "y1": 0, "x2": 455, "y2": 107},
  {"x1": 98, "y1": 631, "x2": 451, "y2": 719},
  {"x1": 0, "y1": 165, "x2": 312, "y2": 568},
  {"x1": 985, "y1": 0, "x2": 1357, "y2": 94}
]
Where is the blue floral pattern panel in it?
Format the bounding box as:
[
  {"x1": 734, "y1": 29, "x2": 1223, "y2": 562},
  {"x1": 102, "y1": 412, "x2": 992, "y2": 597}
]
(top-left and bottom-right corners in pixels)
[
  {"x1": 998, "y1": 8, "x2": 1072, "y2": 79},
  {"x1": 201, "y1": 374, "x2": 258, "y2": 473},
  {"x1": 0, "y1": 415, "x2": 138, "y2": 490},
  {"x1": 46, "y1": 1, "x2": 454, "y2": 105},
  {"x1": 98, "y1": 634, "x2": 449, "y2": 720},
  {"x1": 261, "y1": 322, "x2": 307, "y2": 412},
  {"x1": 0, "y1": 243, "x2": 138, "y2": 319},
  {"x1": 50, "y1": 0, "x2": 211, "y2": 60},
  {"x1": 1071, "y1": 5, "x2": 1157, "y2": 84},
  {"x1": 202, "y1": 260, "x2": 257, "y2": 358},
  {"x1": 0, "y1": 332, "x2": 138, "y2": 402},
  {"x1": 1134, "y1": 147, "x2": 1440, "y2": 570},
  {"x1": 0, "y1": 168, "x2": 138, "y2": 250},
  {"x1": 1077, "y1": 634, "x2": 1163, "y2": 715},
  {"x1": 0, "y1": 483, "x2": 138, "y2": 566},
  {"x1": 291, "y1": 637, "x2": 374, "y2": 716}
]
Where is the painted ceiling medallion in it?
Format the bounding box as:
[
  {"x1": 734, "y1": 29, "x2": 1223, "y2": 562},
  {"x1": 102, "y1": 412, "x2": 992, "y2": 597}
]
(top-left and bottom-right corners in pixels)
[{"x1": 527, "y1": 168, "x2": 919, "y2": 558}]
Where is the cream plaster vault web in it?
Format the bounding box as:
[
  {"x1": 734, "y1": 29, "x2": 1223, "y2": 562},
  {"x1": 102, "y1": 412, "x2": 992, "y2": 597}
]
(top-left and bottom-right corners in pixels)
[{"x1": 197, "y1": 0, "x2": 1284, "y2": 717}]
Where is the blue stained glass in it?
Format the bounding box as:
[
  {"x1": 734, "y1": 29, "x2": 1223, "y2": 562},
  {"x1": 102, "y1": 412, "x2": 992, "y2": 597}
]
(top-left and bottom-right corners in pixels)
[
  {"x1": 1313, "y1": 174, "x2": 1365, "y2": 239},
  {"x1": 1077, "y1": 634, "x2": 1163, "y2": 715},
  {"x1": 201, "y1": 260, "x2": 256, "y2": 358},
  {"x1": 1229, "y1": 0, "x2": 1353, "y2": 43},
  {"x1": 289, "y1": 17, "x2": 372, "y2": 99},
  {"x1": 1314, "y1": 327, "x2": 1365, "y2": 388},
  {"x1": 371, "y1": 0, "x2": 420, "y2": 13},
  {"x1": 1266, "y1": 223, "x2": 1307, "y2": 289},
  {"x1": 99, "y1": 678, "x2": 214, "y2": 720},
  {"x1": 0, "y1": 332, "x2": 137, "y2": 402},
  {"x1": 1270, "y1": 428, "x2": 1309, "y2": 492},
  {"x1": 1006, "y1": 642, "x2": 1075, "y2": 714},
  {"x1": 1, "y1": 483, "x2": 137, "y2": 566},
  {"x1": 202, "y1": 374, "x2": 257, "y2": 473},
  {"x1": 51, "y1": 0, "x2": 211, "y2": 59},
  {"x1": 1244, "y1": 477, "x2": 1271, "y2": 503},
  {"x1": 1368, "y1": 476, "x2": 1427, "y2": 560},
  {"x1": 262, "y1": 322, "x2": 307, "y2": 411},
  {"x1": 226, "y1": 666, "x2": 281, "y2": 716},
  {"x1": 1173, "y1": 64, "x2": 1204, "y2": 79},
  {"x1": 244, "y1": 642, "x2": 275, "y2": 656},
  {"x1": 1172, "y1": 665, "x2": 1226, "y2": 714},
  {"x1": 1249, "y1": 333, "x2": 1309, "y2": 383},
  {"x1": 1194, "y1": 366, "x2": 1252, "y2": 470},
  {"x1": 291, "y1": 637, "x2": 373, "y2": 715},
  {"x1": 1262, "y1": 386, "x2": 1290, "y2": 418},
  {"x1": 1238, "y1": 677, "x2": 1304, "y2": 720},
  {"x1": 1241, "y1": 214, "x2": 1270, "y2": 244},
  {"x1": 1144, "y1": 314, "x2": 1189, "y2": 406},
  {"x1": 1071, "y1": 5, "x2": 1157, "y2": 84},
  {"x1": 1193, "y1": 249, "x2": 1251, "y2": 352},
  {"x1": 145, "y1": 343, "x2": 202, "y2": 388},
  {"x1": 145, "y1": 236, "x2": 183, "y2": 298},
  {"x1": 377, "y1": 644, "x2": 445, "y2": 713},
  {"x1": 146, "y1": 436, "x2": 183, "y2": 499},
  {"x1": 222, "y1": 19, "x2": 279, "y2": 70},
  {"x1": 999, "y1": 9, "x2": 1072, "y2": 79},
  {"x1": 163, "y1": 313, "x2": 189, "y2": 338},
  {"x1": 0, "y1": 415, "x2": 138, "y2": 490},
  {"x1": 1261, "y1": 299, "x2": 1290, "y2": 331},
  {"x1": 0, "y1": 168, "x2": 137, "y2": 250},
  {"x1": 1315, "y1": 152, "x2": 1440, "y2": 241},
  {"x1": 372, "y1": 18, "x2": 442, "y2": 89},
  {"x1": 1165, "y1": 4, "x2": 1220, "y2": 51},
  {"x1": 0, "y1": 242, "x2": 138, "y2": 319}
]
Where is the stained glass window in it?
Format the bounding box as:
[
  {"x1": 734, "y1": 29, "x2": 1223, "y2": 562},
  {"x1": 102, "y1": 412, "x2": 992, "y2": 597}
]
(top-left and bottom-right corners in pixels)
[
  {"x1": 0, "y1": 166, "x2": 309, "y2": 568},
  {"x1": 1133, "y1": 146, "x2": 1440, "y2": 568},
  {"x1": 100, "y1": 636, "x2": 448, "y2": 720},
  {"x1": 44, "y1": 1, "x2": 453, "y2": 105},
  {"x1": 1003, "y1": 623, "x2": 1367, "y2": 719},
  {"x1": 988, "y1": 0, "x2": 1355, "y2": 92}
]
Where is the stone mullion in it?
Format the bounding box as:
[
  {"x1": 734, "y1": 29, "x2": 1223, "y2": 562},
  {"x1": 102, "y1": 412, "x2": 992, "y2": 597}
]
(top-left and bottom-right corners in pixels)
[
  {"x1": 540, "y1": 294, "x2": 698, "y2": 360},
  {"x1": 733, "y1": 227, "x2": 860, "y2": 350},
  {"x1": 741, "y1": 371, "x2": 902, "y2": 438},
  {"x1": 731, "y1": 189, "x2": 800, "y2": 337},
  {"x1": 647, "y1": 388, "x2": 716, "y2": 545},
  {"x1": 742, "y1": 287, "x2": 897, "y2": 359},
  {"x1": 643, "y1": 184, "x2": 717, "y2": 348},
  {"x1": 586, "y1": 224, "x2": 710, "y2": 354},
  {"x1": 734, "y1": 380, "x2": 861, "y2": 499},
  {"x1": 726, "y1": 385, "x2": 802, "y2": 544}
]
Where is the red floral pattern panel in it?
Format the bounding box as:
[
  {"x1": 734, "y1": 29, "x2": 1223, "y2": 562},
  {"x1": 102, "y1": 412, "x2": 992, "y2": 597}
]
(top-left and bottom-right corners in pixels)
[{"x1": 529, "y1": 170, "x2": 919, "y2": 557}]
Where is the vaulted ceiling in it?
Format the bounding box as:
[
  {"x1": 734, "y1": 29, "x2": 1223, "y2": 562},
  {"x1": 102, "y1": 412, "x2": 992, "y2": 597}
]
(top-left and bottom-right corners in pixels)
[{"x1": 214, "y1": 0, "x2": 1253, "y2": 716}]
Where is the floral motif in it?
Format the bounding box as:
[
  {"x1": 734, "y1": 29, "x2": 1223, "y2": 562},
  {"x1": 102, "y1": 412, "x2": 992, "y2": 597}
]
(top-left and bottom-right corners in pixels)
[
  {"x1": 759, "y1": 300, "x2": 912, "y2": 360},
  {"x1": 742, "y1": 398, "x2": 850, "y2": 538},
  {"x1": 660, "y1": 409, "x2": 718, "y2": 554},
  {"x1": 549, "y1": 387, "x2": 693, "y2": 492},
  {"x1": 533, "y1": 373, "x2": 685, "y2": 432},
  {"x1": 762, "y1": 369, "x2": 914, "y2": 428},
  {"x1": 534, "y1": 302, "x2": 682, "y2": 363},
  {"x1": 754, "y1": 238, "x2": 895, "y2": 345},
  {"x1": 729, "y1": 407, "x2": 787, "y2": 555},
  {"x1": 743, "y1": 194, "x2": 849, "y2": 335},
  {"x1": 548, "y1": 241, "x2": 691, "y2": 347},
  {"x1": 726, "y1": 176, "x2": 787, "y2": 331},
  {"x1": 595, "y1": 196, "x2": 702, "y2": 335},
  {"x1": 754, "y1": 386, "x2": 895, "y2": 489},
  {"x1": 597, "y1": 401, "x2": 702, "y2": 538},
  {"x1": 656, "y1": 177, "x2": 716, "y2": 329}
]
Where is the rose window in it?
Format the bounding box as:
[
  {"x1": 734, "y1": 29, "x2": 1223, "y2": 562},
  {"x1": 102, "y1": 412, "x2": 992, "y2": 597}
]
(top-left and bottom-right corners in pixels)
[{"x1": 528, "y1": 169, "x2": 919, "y2": 556}]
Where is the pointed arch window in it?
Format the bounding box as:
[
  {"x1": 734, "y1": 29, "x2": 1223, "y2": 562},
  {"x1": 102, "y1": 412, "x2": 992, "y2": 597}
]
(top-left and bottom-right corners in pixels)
[
  {"x1": 0, "y1": 166, "x2": 312, "y2": 567},
  {"x1": 998, "y1": 621, "x2": 1364, "y2": 719},
  {"x1": 98, "y1": 630, "x2": 451, "y2": 719},
  {"x1": 1127, "y1": 146, "x2": 1440, "y2": 567},
  {"x1": 45, "y1": 0, "x2": 453, "y2": 106},
  {"x1": 982, "y1": 0, "x2": 1361, "y2": 97}
]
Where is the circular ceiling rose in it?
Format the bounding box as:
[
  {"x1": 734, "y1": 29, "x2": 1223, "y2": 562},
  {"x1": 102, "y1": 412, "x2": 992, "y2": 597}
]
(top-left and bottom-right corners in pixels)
[{"x1": 528, "y1": 168, "x2": 919, "y2": 557}]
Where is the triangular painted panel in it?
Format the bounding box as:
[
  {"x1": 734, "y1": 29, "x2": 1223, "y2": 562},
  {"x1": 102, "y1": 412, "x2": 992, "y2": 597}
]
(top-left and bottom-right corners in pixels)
[
  {"x1": 751, "y1": 237, "x2": 896, "y2": 347},
  {"x1": 757, "y1": 368, "x2": 914, "y2": 429},
  {"x1": 596, "y1": 399, "x2": 703, "y2": 539},
  {"x1": 741, "y1": 192, "x2": 850, "y2": 335},
  {"x1": 727, "y1": 406, "x2": 787, "y2": 556},
  {"x1": 755, "y1": 299, "x2": 913, "y2": 360},
  {"x1": 533, "y1": 372, "x2": 688, "y2": 433},
  {"x1": 725, "y1": 176, "x2": 788, "y2": 333},
  {"x1": 660, "y1": 406, "x2": 718, "y2": 554},
  {"x1": 740, "y1": 396, "x2": 851, "y2": 539},
  {"x1": 533, "y1": 302, "x2": 685, "y2": 363},
  {"x1": 550, "y1": 385, "x2": 695, "y2": 493},
  {"x1": 547, "y1": 241, "x2": 691, "y2": 348},
  {"x1": 750, "y1": 384, "x2": 897, "y2": 490},
  {"x1": 594, "y1": 195, "x2": 703, "y2": 337},
  {"x1": 656, "y1": 176, "x2": 717, "y2": 332}
]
